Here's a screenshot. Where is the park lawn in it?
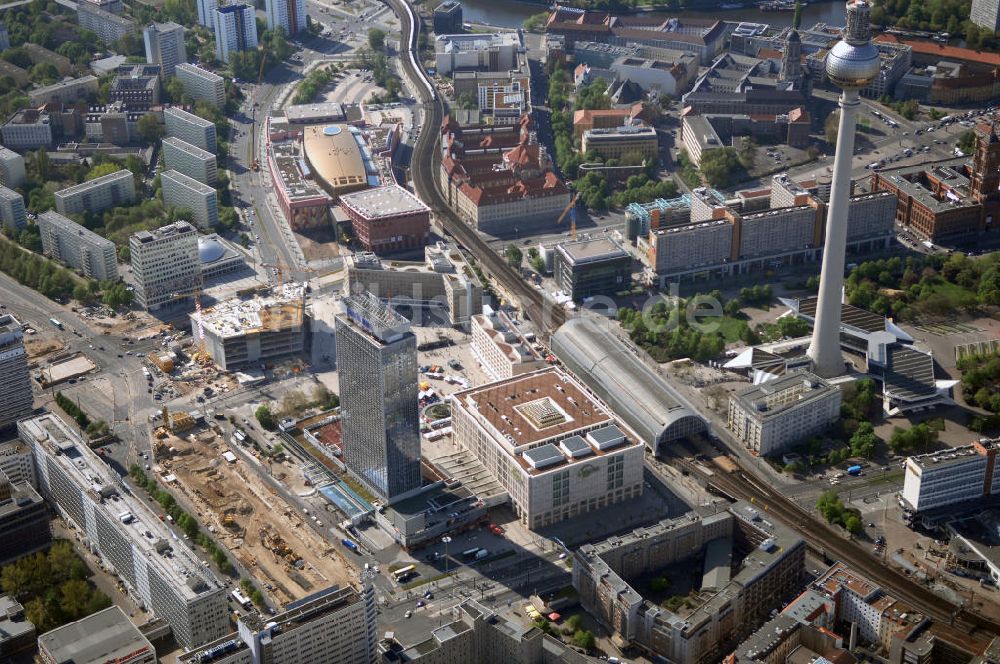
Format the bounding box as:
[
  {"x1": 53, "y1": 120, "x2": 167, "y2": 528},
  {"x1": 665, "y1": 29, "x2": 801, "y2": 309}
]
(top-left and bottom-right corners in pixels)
[
  {"x1": 927, "y1": 280, "x2": 976, "y2": 302},
  {"x1": 714, "y1": 316, "x2": 748, "y2": 343}
]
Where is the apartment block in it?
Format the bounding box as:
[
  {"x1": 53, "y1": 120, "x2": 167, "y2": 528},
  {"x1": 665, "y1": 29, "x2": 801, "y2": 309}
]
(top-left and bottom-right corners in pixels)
[
  {"x1": 214, "y1": 4, "x2": 258, "y2": 64},
  {"x1": 0, "y1": 185, "x2": 25, "y2": 232},
  {"x1": 161, "y1": 169, "x2": 218, "y2": 229},
  {"x1": 27, "y1": 75, "x2": 99, "y2": 106},
  {"x1": 0, "y1": 440, "x2": 35, "y2": 489},
  {"x1": 972, "y1": 0, "x2": 1000, "y2": 31},
  {"x1": 21, "y1": 413, "x2": 230, "y2": 649},
  {"x1": 581, "y1": 125, "x2": 658, "y2": 162},
  {"x1": 77, "y1": 2, "x2": 137, "y2": 44},
  {"x1": 728, "y1": 370, "x2": 841, "y2": 456},
  {"x1": 38, "y1": 606, "x2": 157, "y2": 664},
  {"x1": 0, "y1": 147, "x2": 24, "y2": 189},
  {"x1": 130, "y1": 221, "x2": 202, "y2": 310},
  {"x1": 451, "y1": 367, "x2": 645, "y2": 529},
  {"x1": 195, "y1": 283, "x2": 305, "y2": 370},
  {"x1": 265, "y1": 0, "x2": 306, "y2": 37},
  {"x1": 163, "y1": 106, "x2": 217, "y2": 153},
  {"x1": 1, "y1": 108, "x2": 53, "y2": 149},
  {"x1": 178, "y1": 584, "x2": 378, "y2": 664},
  {"x1": 37, "y1": 211, "x2": 118, "y2": 281},
  {"x1": 0, "y1": 315, "x2": 34, "y2": 432},
  {"x1": 143, "y1": 22, "x2": 186, "y2": 78},
  {"x1": 162, "y1": 136, "x2": 217, "y2": 185},
  {"x1": 470, "y1": 305, "x2": 546, "y2": 381},
  {"x1": 175, "y1": 63, "x2": 226, "y2": 108},
  {"x1": 902, "y1": 438, "x2": 1000, "y2": 512},
  {"x1": 54, "y1": 169, "x2": 135, "y2": 216},
  {"x1": 196, "y1": 0, "x2": 217, "y2": 28},
  {"x1": 0, "y1": 470, "x2": 49, "y2": 563},
  {"x1": 574, "y1": 501, "x2": 805, "y2": 664}
]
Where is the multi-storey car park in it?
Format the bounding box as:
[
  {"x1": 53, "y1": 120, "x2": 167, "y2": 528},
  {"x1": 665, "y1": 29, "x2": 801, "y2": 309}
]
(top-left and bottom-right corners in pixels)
[
  {"x1": 194, "y1": 283, "x2": 306, "y2": 371},
  {"x1": 450, "y1": 366, "x2": 645, "y2": 530},
  {"x1": 20, "y1": 413, "x2": 230, "y2": 649}
]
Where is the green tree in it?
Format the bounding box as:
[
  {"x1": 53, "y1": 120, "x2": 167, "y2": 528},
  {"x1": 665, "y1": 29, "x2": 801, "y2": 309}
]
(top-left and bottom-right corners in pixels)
[
  {"x1": 699, "y1": 148, "x2": 741, "y2": 188},
  {"x1": 505, "y1": 245, "x2": 523, "y2": 269},
  {"x1": 36, "y1": 147, "x2": 50, "y2": 181},
  {"x1": 86, "y1": 162, "x2": 121, "y2": 181},
  {"x1": 825, "y1": 110, "x2": 840, "y2": 144},
  {"x1": 255, "y1": 404, "x2": 275, "y2": 430},
  {"x1": 573, "y1": 630, "x2": 596, "y2": 651},
  {"x1": 368, "y1": 28, "x2": 386, "y2": 52},
  {"x1": 136, "y1": 112, "x2": 164, "y2": 144},
  {"x1": 523, "y1": 11, "x2": 549, "y2": 31},
  {"x1": 849, "y1": 421, "x2": 878, "y2": 458}
]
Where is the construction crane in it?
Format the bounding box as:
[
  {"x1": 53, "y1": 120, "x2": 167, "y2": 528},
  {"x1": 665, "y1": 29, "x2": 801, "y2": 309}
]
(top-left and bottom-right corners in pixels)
[
  {"x1": 168, "y1": 288, "x2": 210, "y2": 365},
  {"x1": 251, "y1": 51, "x2": 268, "y2": 172},
  {"x1": 555, "y1": 193, "x2": 579, "y2": 241}
]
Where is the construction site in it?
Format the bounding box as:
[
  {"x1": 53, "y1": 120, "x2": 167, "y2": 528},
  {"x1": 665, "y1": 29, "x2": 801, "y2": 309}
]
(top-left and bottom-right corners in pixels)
[{"x1": 150, "y1": 424, "x2": 358, "y2": 606}]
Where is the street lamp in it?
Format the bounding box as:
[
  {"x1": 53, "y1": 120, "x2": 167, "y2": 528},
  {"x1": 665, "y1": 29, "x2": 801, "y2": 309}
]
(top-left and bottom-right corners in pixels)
[{"x1": 441, "y1": 536, "x2": 452, "y2": 576}]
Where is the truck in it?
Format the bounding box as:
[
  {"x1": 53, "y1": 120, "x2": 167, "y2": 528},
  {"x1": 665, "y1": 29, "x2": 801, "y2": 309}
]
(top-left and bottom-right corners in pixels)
[
  {"x1": 341, "y1": 538, "x2": 359, "y2": 553},
  {"x1": 847, "y1": 465, "x2": 863, "y2": 476}
]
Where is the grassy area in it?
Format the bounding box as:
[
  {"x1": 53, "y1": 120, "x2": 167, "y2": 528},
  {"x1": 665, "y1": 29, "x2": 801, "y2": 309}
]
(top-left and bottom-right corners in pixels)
[
  {"x1": 403, "y1": 571, "x2": 451, "y2": 590},
  {"x1": 714, "y1": 316, "x2": 749, "y2": 344},
  {"x1": 925, "y1": 280, "x2": 977, "y2": 303},
  {"x1": 341, "y1": 475, "x2": 376, "y2": 504}
]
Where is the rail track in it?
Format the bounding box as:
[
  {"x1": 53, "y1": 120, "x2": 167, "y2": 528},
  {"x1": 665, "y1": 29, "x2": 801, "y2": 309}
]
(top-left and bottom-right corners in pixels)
[{"x1": 387, "y1": 0, "x2": 565, "y2": 338}]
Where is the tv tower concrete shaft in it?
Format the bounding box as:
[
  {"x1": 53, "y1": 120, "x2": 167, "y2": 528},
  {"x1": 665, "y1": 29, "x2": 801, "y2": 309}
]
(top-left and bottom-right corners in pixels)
[
  {"x1": 806, "y1": 0, "x2": 880, "y2": 378},
  {"x1": 806, "y1": 90, "x2": 862, "y2": 377}
]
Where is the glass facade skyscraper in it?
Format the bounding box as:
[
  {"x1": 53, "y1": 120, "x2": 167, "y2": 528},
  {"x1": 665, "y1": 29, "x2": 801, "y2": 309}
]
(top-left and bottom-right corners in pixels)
[{"x1": 335, "y1": 292, "x2": 421, "y2": 502}]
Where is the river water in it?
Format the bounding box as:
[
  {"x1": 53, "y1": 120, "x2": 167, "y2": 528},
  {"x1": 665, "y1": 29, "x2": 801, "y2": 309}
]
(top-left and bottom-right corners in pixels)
[{"x1": 459, "y1": 0, "x2": 848, "y2": 30}]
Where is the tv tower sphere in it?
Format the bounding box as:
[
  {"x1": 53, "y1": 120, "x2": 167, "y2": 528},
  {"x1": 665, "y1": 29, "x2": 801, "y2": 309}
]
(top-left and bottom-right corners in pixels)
[
  {"x1": 806, "y1": 0, "x2": 881, "y2": 378},
  {"x1": 825, "y1": 0, "x2": 881, "y2": 89}
]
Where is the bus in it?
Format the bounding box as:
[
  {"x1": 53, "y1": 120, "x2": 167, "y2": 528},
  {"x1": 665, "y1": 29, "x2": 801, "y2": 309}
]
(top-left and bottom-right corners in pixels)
[
  {"x1": 393, "y1": 565, "x2": 416, "y2": 582},
  {"x1": 49, "y1": 318, "x2": 64, "y2": 329},
  {"x1": 231, "y1": 589, "x2": 253, "y2": 610},
  {"x1": 462, "y1": 548, "x2": 481, "y2": 561}
]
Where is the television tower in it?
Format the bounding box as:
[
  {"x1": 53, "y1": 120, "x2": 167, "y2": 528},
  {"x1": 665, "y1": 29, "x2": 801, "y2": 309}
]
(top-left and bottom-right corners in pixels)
[{"x1": 806, "y1": 0, "x2": 881, "y2": 378}]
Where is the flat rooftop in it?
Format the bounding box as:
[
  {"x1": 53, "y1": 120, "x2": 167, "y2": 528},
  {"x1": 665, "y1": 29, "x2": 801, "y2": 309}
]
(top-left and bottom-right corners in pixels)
[
  {"x1": 339, "y1": 184, "x2": 430, "y2": 221},
  {"x1": 812, "y1": 561, "x2": 879, "y2": 600},
  {"x1": 732, "y1": 370, "x2": 835, "y2": 418},
  {"x1": 197, "y1": 282, "x2": 305, "y2": 338},
  {"x1": 133, "y1": 220, "x2": 196, "y2": 243},
  {"x1": 907, "y1": 440, "x2": 993, "y2": 471},
  {"x1": 284, "y1": 102, "x2": 345, "y2": 123},
  {"x1": 37, "y1": 606, "x2": 153, "y2": 664},
  {"x1": 795, "y1": 296, "x2": 887, "y2": 335},
  {"x1": 269, "y1": 138, "x2": 329, "y2": 203},
  {"x1": 877, "y1": 156, "x2": 975, "y2": 213},
  {"x1": 451, "y1": 368, "x2": 641, "y2": 475},
  {"x1": 556, "y1": 237, "x2": 629, "y2": 265},
  {"x1": 19, "y1": 413, "x2": 223, "y2": 600},
  {"x1": 165, "y1": 106, "x2": 214, "y2": 128}
]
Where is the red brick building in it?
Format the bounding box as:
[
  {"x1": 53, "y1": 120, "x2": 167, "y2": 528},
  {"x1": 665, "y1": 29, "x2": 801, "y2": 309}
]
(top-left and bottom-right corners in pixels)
[{"x1": 338, "y1": 184, "x2": 431, "y2": 254}]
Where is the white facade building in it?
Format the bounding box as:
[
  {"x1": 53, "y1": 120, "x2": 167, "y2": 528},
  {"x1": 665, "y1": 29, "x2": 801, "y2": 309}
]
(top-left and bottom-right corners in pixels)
[
  {"x1": 37, "y1": 211, "x2": 118, "y2": 281},
  {"x1": 178, "y1": 584, "x2": 378, "y2": 664},
  {"x1": 214, "y1": 4, "x2": 257, "y2": 64},
  {"x1": 451, "y1": 367, "x2": 644, "y2": 530},
  {"x1": 54, "y1": 169, "x2": 135, "y2": 216},
  {"x1": 130, "y1": 221, "x2": 202, "y2": 310},
  {"x1": 162, "y1": 137, "x2": 217, "y2": 185},
  {"x1": 0, "y1": 185, "x2": 25, "y2": 232},
  {"x1": 265, "y1": 0, "x2": 306, "y2": 37},
  {"x1": 161, "y1": 169, "x2": 218, "y2": 230},
  {"x1": 175, "y1": 63, "x2": 226, "y2": 108},
  {"x1": 972, "y1": 0, "x2": 1000, "y2": 32},
  {"x1": 196, "y1": 0, "x2": 218, "y2": 28},
  {"x1": 902, "y1": 439, "x2": 1000, "y2": 512},
  {"x1": 143, "y1": 22, "x2": 187, "y2": 78},
  {"x1": 163, "y1": 106, "x2": 217, "y2": 153},
  {"x1": 20, "y1": 413, "x2": 230, "y2": 649},
  {"x1": 0, "y1": 146, "x2": 25, "y2": 189},
  {"x1": 470, "y1": 306, "x2": 546, "y2": 381},
  {"x1": 727, "y1": 370, "x2": 841, "y2": 456},
  {"x1": 0, "y1": 315, "x2": 32, "y2": 432},
  {"x1": 434, "y1": 32, "x2": 520, "y2": 75}
]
